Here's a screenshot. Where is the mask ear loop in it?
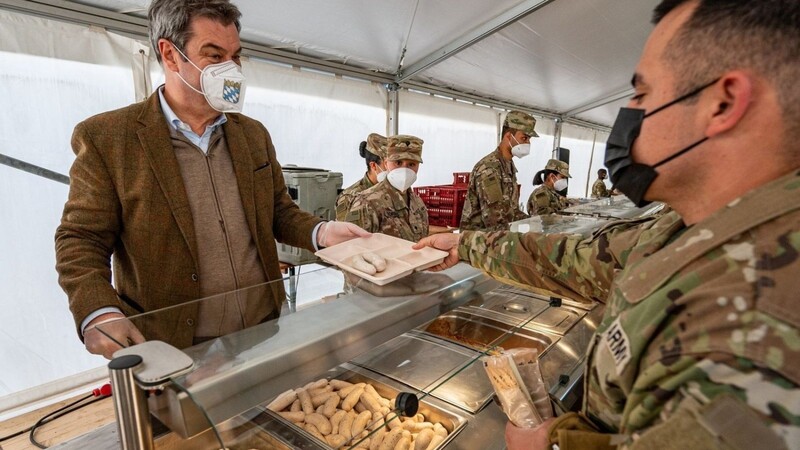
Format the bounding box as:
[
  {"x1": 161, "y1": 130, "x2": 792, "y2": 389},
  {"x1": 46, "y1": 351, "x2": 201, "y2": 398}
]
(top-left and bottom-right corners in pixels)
[{"x1": 170, "y1": 43, "x2": 206, "y2": 96}]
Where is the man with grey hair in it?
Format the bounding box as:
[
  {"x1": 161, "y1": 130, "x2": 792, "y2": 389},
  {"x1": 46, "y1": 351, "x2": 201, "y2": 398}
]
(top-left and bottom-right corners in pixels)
[
  {"x1": 56, "y1": 0, "x2": 368, "y2": 358},
  {"x1": 416, "y1": 0, "x2": 800, "y2": 448}
]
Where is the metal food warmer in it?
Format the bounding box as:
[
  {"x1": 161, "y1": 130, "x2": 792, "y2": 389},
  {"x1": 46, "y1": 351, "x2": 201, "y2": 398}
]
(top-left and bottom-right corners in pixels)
[
  {"x1": 59, "y1": 262, "x2": 603, "y2": 450},
  {"x1": 561, "y1": 194, "x2": 666, "y2": 220}
]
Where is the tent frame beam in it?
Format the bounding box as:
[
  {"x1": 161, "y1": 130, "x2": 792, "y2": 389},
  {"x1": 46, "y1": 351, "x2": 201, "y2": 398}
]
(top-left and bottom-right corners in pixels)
[
  {"x1": 397, "y1": 0, "x2": 556, "y2": 83},
  {"x1": 0, "y1": 0, "x2": 610, "y2": 132}
]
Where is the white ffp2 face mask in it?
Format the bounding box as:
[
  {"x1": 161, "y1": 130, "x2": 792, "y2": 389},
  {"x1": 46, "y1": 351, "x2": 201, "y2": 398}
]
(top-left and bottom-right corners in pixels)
[
  {"x1": 510, "y1": 134, "x2": 531, "y2": 158},
  {"x1": 387, "y1": 167, "x2": 417, "y2": 192},
  {"x1": 376, "y1": 171, "x2": 387, "y2": 183},
  {"x1": 172, "y1": 44, "x2": 246, "y2": 113},
  {"x1": 554, "y1": 178, "x2": 569, "y2": 192}
]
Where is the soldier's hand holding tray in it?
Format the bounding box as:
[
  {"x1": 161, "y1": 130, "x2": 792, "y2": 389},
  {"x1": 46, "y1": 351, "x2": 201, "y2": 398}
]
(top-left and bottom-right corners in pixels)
[{"x1": 412, "y1": 233, "x2": 461, "y2": 271}]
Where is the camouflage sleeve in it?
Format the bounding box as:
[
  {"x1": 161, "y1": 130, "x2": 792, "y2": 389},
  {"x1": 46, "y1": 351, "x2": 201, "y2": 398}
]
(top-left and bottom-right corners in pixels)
[
  {"x1": 343, "y1": 196, "x2": 376, "y2": 233},
  {"x1": 531, "y1": 191, "x2": 557, "y2": 216},
  {"x1": 335, "y1": 193, "x2": 352, "y2": 221},
  {"x1": 475, "y1": 170, "x2": 507, "y2": 229},
  {"x1": 621, "y1": 355, "x2": 798, "y2": 450},
  {"x1": 457, "y1": 223, "x2": 648, "y2": 302}
]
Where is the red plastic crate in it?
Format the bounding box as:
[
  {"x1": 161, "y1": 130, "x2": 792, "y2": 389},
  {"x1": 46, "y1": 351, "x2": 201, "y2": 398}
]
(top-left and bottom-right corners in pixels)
[
  {"x1": 414, "y1": 184, "x2": 468, "y2": 227},
  {"x1": 452, "y1": 172, "x2": 470, "y2": 185}
]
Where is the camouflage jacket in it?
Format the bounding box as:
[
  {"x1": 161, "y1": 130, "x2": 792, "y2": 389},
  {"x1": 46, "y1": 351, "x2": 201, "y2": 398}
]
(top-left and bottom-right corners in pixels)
[
  {"x1": 344, "y1": 180, "x2": 429, "y2": 242},
  {"x1": 336, "y1": 173, "x2": 375, "y2": 221},
  {"x1": 592, "y1": 178, "x2": 610, "y2": 198},
  {"x1": 527, "y1": 184, "x2": 568, "y2": 216},
  {"x1": 458, "y1": 170, "x2": 800, "y2": 449},
  {"x1": 460, "y1": 149, "x2": 528, "y2": 231}
]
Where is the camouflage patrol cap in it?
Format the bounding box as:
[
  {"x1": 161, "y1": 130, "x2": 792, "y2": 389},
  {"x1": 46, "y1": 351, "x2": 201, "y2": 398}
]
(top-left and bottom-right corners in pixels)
[
  {"x1": 366, "y1": 133, "x2": 387, "y2": 158},
  {"x1": 545, "y1": 159, "x2": 571, "y2": 178},
  {"x1": 386, "y1": 135, "x2": 423, "y2": 163},
  {"x1": 504, "y1": 110, "x2": 539, "y2": 137}
]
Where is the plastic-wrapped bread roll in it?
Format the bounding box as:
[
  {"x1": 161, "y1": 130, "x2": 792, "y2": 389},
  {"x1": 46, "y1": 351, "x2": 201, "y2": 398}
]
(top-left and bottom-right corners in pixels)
[{"x1": 361, "y1": 252, "x2": 387, "y2": 272}]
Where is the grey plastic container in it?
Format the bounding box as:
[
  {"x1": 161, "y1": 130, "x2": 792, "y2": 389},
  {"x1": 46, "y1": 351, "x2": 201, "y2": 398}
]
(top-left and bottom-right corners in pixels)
[{"x1": 277, "y1": 166, "x2": 343, "y2": 265}]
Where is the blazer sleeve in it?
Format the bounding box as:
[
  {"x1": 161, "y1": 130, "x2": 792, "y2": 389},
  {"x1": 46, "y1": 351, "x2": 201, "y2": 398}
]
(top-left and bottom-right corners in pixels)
[
  {"x1": 55, "y1": 121, "x2": 124, "y2": 336},
  {"x1": 263, "y1": 131, "x2": 323, "y2": 250}
]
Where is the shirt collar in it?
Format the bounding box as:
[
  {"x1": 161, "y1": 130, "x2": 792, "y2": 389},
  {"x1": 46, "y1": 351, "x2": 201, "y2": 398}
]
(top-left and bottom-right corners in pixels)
[{"x1": 156, "y1": 85, "x2": 227, "y2": 134}]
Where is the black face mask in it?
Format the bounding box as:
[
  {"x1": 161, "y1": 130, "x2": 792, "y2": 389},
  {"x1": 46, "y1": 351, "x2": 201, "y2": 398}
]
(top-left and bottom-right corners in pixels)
[{"x1": 604, "y1": 78, "x2": 719, "y2": 207}]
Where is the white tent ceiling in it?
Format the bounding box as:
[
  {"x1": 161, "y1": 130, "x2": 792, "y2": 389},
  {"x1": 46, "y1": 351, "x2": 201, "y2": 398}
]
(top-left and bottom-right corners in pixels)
[{"x1": 6, "y1": 0, "x2": 660, "y2": 129}]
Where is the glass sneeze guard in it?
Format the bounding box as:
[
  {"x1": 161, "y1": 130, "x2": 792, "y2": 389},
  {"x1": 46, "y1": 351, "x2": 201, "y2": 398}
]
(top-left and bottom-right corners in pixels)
[{"x1": 92, "y1": 262, "x2": 500, "y2": 448}]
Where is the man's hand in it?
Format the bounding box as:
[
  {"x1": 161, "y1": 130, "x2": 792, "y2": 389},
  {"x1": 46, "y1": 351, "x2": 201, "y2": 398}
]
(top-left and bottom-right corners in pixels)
[
  {"x1": 83, "y1": 313, "x2": 146, "y2": 359},
  {"x1": 505, "y1": 418, "x2": 556, "y2": 450},
  {"x1": 317, "y1": 221, "x2": 371, "y2": 248},
  {"x1": 412, "y1": 233, "x2": 461, "y2": 271}
]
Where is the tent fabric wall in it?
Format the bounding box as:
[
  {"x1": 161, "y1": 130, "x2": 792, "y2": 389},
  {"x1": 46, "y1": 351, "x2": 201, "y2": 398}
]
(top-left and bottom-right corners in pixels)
[{"x1": 0, "y1": 5, "x2": 611, "y2": 413}]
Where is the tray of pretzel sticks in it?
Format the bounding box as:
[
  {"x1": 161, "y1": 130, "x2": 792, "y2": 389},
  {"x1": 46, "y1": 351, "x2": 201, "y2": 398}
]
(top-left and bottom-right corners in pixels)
[{"x1": 315, "y1": 233, "x2": 448, "y2": 286}]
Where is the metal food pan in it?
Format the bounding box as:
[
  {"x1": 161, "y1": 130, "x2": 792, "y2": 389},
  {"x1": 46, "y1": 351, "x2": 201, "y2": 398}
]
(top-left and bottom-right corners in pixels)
[
  {"x1": 422, "y1": 311, "x2": 559, "y2": 355},
  {"x1": 351, "y1": 332, "x2": 495, "y2": 414},
  {"x1": 260, "y1": 364, "x2": 468, "y2": 449}
]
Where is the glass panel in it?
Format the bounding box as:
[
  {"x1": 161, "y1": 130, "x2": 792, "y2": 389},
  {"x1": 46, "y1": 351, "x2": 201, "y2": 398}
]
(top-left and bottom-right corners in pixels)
[
  {"x1": 92, "y1": 263, "x2": 495, "y2": 446},
  {"x1": 93, "y1": 260, "x2": 599, "y2": 448}
]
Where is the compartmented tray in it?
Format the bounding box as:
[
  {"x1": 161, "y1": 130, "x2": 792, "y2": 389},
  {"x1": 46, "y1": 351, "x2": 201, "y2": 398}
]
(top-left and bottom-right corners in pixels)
[
  {"x1": 316, "y1": 233, "x2": 448, "y2": 286},
  {"x1": 260, "y1": 364, "x2": 468, "y2": 449}
]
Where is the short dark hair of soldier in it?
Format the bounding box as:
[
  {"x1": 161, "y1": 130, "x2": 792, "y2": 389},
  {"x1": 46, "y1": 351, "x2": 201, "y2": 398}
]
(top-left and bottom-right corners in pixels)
[{"x1": 653, "y1": 0, "x2": 800, "y2": 145}]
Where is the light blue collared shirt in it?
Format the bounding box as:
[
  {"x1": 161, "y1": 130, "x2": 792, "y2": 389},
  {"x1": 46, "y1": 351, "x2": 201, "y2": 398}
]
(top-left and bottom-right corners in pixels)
[{"x1": 157, "y1": 86, "x2": 227, "y2": 154}]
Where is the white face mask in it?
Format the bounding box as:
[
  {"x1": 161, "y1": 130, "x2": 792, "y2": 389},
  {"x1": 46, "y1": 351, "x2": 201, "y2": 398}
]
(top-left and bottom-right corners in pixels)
[
  {"x1": 554, "y1": 178, "x2": 569, "y2": 192},
  {"x1": 509, "y1": 134, "x2": 531, "y2": 158},
  {"x1": 387, "y1": 167, "x2": 417, "y2": 192},
  {"x1": 172, "y1": 44, "x2": 246, "y2": 113},
  {"x1": 373, "y1": 162, "x2": 387, "y2": 183}
]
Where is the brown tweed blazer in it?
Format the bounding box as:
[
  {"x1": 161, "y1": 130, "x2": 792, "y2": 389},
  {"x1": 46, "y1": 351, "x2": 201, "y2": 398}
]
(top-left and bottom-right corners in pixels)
[{"x1": 55, "y1": 92, "x2": 322, "y2": 348}]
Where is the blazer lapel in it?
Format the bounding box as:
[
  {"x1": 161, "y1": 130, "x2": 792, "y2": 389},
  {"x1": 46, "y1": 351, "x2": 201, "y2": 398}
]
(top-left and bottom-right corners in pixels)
[
  {"x1": 222, "y1": 115, "x2": 260, "y2": 245},
  {"x1": 136, "y1": 94, "x2": 199, "y2": 264}
]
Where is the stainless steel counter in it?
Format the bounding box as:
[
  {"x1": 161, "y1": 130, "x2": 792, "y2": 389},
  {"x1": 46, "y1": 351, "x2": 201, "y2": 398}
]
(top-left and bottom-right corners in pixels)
[{"x1": 62, "y1": 261, "x2": 603, "y2": 449}]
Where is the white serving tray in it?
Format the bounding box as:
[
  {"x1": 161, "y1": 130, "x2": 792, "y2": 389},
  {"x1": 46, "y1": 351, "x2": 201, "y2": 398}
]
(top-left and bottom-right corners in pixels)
[{"x1": 315, "y1": 233, "x2": 448, "y2": 286}]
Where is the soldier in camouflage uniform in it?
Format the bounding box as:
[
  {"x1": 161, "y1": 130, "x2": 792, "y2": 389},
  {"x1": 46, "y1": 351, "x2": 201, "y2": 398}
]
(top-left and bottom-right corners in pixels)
[
  {"x1": 416, "y1": 1, "x2": 800, "y2": 449},
  {"x1": 345, "y1": 135, "x2": 428, "y2": 242},
  {"x1": 459, "y1": 110, "x2": 537, "y2": 231},
  {"x1": 527, "y1": 159, "x2": 571, "y2": 215},
  {"x1": 335, "y1": 133, "x2": 387, "y2": 220},
  {"x1": 592, "y1": 168, "x2": 611, "y2": 198}
]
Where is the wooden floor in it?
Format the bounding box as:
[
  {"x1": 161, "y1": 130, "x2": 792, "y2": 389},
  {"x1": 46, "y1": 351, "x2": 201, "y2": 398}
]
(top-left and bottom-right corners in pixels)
[{"x1": 0, "y1": 394, "x2": 115, "y2": 450}]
